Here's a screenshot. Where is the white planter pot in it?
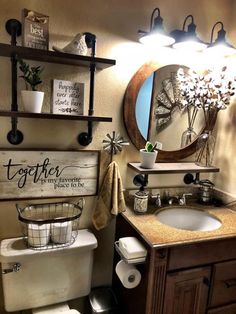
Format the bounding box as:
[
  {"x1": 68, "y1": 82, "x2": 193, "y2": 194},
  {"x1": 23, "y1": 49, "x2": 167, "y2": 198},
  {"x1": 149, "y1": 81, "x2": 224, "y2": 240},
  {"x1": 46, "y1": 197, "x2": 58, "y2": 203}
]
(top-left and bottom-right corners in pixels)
[
  {"x1": 21, "y1": 90, "x2": 44, "y2": 113},
  {"x1": 140, "y1": 149, "x2": 157, "y2": 169}
]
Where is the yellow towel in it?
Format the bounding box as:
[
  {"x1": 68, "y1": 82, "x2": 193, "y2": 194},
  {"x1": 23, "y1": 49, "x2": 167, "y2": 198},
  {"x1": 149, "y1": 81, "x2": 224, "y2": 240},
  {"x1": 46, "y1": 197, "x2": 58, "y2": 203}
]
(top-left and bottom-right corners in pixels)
[{"x1": 92, "y1": 161, "x2": 126, "y2": 230}]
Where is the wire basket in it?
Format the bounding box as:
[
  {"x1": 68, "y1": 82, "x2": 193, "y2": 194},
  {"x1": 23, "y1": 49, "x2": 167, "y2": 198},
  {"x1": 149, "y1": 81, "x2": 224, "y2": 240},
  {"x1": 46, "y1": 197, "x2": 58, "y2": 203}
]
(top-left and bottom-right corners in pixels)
[{"x1": 16, "y1": 199, "x2": 84, "y2": 250}]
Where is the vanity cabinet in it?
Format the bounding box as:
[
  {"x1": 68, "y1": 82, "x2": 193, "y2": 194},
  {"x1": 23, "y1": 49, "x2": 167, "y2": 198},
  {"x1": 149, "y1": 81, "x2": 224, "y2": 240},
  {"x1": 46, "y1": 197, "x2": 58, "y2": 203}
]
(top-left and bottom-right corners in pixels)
[{"x1": 113, "y1": 215, "x2": 236, "y2": 314}]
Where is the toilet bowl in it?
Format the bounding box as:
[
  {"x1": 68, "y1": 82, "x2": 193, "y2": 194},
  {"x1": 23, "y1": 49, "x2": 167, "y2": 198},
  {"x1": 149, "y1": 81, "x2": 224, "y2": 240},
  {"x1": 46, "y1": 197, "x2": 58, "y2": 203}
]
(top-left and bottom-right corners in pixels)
[{"x1": 0, "y1": 229, "x2": 97, "y2": 313}]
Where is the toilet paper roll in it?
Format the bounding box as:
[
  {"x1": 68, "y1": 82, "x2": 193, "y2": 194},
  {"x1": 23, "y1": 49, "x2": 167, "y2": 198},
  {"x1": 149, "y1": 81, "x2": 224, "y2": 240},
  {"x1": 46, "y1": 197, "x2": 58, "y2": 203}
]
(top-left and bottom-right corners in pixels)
[
  {"x1": 51, "y1": 221, "x2": 72, "y2": 244},
  {"x1": 28, "y1": 223, "x2": 50, "y2": 247},
  {"x1": 115, "y1": 260, "x2": 141, "y2": 289}
]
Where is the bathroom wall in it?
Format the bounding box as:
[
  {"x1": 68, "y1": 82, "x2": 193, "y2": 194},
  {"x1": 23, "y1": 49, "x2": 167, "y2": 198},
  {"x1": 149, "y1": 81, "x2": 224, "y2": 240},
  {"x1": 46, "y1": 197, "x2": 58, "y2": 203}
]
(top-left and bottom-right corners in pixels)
[{"x1": 0, "y1": 0, "x2": 235, "y2": 313}]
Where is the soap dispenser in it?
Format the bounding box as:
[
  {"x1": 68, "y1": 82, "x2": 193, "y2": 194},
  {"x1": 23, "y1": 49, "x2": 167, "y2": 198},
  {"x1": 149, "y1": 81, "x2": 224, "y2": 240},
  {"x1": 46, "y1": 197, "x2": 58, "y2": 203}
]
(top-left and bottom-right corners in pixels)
[{"x1": 134, "y1": 187, "x2": 149, "y2": 213}]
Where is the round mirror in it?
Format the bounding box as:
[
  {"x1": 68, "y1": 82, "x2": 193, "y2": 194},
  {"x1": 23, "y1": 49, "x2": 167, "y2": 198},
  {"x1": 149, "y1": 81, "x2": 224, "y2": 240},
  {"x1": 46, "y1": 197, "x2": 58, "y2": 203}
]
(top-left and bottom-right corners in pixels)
[{"x1": 123, "y1": 62, "x2": 215, "y2": 161}]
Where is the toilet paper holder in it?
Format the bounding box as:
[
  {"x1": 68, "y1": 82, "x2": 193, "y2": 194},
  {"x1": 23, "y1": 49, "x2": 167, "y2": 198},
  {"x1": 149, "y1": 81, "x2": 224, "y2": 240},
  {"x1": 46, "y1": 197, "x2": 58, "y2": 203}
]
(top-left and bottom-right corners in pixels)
[{"x1": 114, "y1": 241, "x2": 146, "y2": 265}]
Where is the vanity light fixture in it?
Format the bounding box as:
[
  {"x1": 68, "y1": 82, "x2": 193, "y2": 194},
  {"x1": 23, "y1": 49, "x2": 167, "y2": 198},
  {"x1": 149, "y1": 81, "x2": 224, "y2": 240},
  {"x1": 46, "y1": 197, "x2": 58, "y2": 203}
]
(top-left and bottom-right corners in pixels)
[
  {"x1": 138, "y1": 8, "x2": 175, "y2": 47},
  {"x1": 206, "y1": 21, "x2": 236, "y2": 56},
  {"x1": 170, "y1": 15, "x2": 207, "y2": 51}
]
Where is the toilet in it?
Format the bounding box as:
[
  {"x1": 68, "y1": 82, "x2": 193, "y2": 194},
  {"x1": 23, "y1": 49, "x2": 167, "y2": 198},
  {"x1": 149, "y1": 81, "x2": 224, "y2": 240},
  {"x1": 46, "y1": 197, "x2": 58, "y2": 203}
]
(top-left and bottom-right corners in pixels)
[{"x1": 0, "y1": 229, "x2": 97, "y2": 313}]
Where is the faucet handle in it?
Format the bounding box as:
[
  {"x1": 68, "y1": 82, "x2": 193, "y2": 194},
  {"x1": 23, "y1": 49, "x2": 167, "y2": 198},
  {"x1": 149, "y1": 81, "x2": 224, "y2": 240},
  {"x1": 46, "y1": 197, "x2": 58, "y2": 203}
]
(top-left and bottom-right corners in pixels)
[
  {"x1": 179, "y1": 193, "x2": 192, "y2": 205},
  {"x1": 150, "y1": 193, "x2": 162, "y2": 207}
]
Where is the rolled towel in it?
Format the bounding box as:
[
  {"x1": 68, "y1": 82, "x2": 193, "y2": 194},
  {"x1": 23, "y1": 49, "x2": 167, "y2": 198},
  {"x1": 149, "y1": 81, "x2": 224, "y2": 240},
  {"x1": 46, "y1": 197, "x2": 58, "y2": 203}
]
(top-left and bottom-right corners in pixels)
[
  {"x1": 51, "y1": 221, "x2": 72, "y2": 244},
  {"x1": 28, "y1": 223, "x2": 50, "y2": 247}
]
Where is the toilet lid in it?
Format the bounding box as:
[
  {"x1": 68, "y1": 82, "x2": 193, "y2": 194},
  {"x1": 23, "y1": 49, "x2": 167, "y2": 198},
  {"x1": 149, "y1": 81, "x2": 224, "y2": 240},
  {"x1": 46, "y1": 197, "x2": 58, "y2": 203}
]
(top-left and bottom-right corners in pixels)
[
  {"x1": 32, "y1": 304, "x2": 80, "y2": 314},
  {"x1": 33, "y1": 310, "x2": 80, "y2": 314}
]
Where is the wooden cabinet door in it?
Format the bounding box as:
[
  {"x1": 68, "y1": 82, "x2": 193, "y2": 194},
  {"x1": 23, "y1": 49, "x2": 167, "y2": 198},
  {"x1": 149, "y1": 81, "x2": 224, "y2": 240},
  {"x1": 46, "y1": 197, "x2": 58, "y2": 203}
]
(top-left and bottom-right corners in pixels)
[{"x1": 163, "y1": 267, "x2": 211, "y2": 314}]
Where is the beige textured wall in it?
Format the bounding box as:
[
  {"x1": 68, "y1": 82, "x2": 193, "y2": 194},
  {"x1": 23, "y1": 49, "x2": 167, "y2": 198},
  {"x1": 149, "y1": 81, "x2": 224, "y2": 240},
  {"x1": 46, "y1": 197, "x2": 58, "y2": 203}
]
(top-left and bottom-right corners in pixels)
[
  {"x1": 213, "y1": 0, "x2": 236, "y2": 195},
  {"x1": 0, "y1": 0, "x2": 234, "y2": 313}
]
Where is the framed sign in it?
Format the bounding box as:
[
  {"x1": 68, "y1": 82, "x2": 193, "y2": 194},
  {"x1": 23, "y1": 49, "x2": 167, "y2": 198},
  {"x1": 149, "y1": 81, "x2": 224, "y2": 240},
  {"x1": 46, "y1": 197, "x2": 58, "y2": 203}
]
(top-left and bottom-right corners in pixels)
[
  {"x1": 22, "y1": 8, "x2": 49, "y2": 50},
  {"x1": 0, "y1": 150, "x2": 99, "y2": 199},
  {"x1": 52, "y1": 79, "x2": 84, "y2": 115}
]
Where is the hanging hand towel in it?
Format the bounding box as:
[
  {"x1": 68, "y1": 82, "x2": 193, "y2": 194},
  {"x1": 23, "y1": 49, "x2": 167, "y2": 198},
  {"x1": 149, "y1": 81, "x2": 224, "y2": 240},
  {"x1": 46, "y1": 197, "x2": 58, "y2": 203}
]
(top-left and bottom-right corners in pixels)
[{"x1": 92, "y1": 161, "x2": 126, "y2": 230}]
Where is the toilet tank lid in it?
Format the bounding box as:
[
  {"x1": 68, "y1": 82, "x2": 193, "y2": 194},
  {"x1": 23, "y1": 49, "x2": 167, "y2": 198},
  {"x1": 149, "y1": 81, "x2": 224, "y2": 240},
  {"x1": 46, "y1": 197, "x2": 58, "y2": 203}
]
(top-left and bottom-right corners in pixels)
[{"x1": 0, "y1": 229, "x2": 97, "y2": 262}]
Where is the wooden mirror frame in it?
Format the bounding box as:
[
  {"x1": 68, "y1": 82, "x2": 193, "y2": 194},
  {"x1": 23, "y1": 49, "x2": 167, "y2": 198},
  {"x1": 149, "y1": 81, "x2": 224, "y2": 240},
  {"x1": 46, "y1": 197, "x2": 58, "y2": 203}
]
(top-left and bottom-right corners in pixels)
[{"x1": 123, "y1": 61, "x2": 216, "y2": 161}]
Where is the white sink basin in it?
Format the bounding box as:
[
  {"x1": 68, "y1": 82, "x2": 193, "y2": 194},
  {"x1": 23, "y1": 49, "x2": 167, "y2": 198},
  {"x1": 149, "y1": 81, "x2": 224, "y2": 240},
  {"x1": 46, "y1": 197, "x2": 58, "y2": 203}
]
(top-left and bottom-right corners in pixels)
[{"x1": 156, "y1": 207, "x2": 222, "y2": 231}]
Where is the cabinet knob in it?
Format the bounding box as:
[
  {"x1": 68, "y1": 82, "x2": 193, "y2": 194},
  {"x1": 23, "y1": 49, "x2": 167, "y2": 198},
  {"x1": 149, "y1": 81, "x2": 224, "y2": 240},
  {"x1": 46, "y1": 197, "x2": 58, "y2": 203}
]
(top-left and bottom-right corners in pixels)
[
  {"x1": 224, "y1": 278, "x2": 236, "y2": 288},
  {"x1": 203, "y1": 277, "x2": 210, "y2": 287},
  {"x1": 157, "y1": 249, "x2": 166, "y2": 259}
]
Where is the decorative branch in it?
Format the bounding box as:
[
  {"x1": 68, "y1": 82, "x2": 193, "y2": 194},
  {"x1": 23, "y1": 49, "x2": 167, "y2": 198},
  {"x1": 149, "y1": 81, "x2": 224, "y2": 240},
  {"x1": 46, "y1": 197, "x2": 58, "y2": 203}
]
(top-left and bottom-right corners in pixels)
[
  {"x1": 178, "y1": 66, "x2": 235, "y2": 165},
  {"x1": 177, "y1": 66, "x2": 236, "y2": 123}
]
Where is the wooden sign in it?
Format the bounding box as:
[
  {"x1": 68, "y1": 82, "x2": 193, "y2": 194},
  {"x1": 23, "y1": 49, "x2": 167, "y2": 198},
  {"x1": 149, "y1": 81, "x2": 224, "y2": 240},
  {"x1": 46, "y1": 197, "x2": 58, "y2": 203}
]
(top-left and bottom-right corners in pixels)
[
  {"x1": 22, "y1": 9, "x2": 49, "y2": 50},
  {"x1": 0, "y1": 151, "x2": 99, "y2": 199},
  {"x1": 52, "y1": 79, "x2": 84, "y2": 115}
]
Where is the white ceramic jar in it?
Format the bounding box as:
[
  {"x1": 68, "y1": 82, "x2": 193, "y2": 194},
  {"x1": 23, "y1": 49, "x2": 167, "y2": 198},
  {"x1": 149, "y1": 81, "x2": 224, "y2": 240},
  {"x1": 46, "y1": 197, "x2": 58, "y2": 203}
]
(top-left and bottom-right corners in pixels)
[{"x1": 134, "y1": 190, "x2": 149, "y2": 213}]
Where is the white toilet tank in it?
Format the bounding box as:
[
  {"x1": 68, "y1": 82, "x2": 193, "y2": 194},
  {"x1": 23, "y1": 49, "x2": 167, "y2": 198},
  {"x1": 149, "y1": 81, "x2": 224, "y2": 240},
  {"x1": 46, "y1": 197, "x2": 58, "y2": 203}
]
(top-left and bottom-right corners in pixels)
[{"x1": 0, "y1": 229, "x2": 97, "y2": 312}]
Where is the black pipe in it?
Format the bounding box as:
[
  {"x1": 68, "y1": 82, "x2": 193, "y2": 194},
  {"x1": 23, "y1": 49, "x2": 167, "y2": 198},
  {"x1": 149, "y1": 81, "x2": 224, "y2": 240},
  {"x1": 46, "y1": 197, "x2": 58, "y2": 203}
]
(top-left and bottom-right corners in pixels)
[
  {"x1": 5, "y1": 19, "x2": 24, "y2": 145},
  {"x1": 133, "y1": 174, "x2": 149, "y2": 190},
  {"x1": 5, "y1": 19, "x2": 21, "y2": 45},
  {"x1": 11, "y1": 53, "x2": 18, "y2": 111},
  {"x1": 183, "y1": 172, "x2": 200, "y2": 185},
  {"x1": 78, "y1": 33, "x2": 97, "y2": 146}
]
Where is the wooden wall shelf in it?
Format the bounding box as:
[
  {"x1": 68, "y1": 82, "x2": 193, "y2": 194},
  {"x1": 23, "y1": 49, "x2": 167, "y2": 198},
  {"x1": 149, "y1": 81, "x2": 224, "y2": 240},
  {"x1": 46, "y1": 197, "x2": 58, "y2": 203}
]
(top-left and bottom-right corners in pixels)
[
  {"x1": 0, "y1": 21, "x2": 116, "y2": 145},
  {"x1": 0, "y1": 110, "x2": 112, "y2": 122},
  {"x1": 128, "y1": 162, "x2": 220, "y2": 174},
  {"x1": 0, "y1": 43, "x2": 116, "y2": 69}
]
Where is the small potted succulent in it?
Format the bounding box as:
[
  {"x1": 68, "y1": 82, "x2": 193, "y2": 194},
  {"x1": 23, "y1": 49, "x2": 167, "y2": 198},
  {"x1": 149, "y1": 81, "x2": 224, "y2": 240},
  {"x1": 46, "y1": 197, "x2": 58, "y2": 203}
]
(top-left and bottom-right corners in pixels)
[
  {"x1": 140, "y1": 141, "x2": 158, "y2": 168},
  {"x1": 19, "y1": 58, "x2": 44, "y2": 113}
]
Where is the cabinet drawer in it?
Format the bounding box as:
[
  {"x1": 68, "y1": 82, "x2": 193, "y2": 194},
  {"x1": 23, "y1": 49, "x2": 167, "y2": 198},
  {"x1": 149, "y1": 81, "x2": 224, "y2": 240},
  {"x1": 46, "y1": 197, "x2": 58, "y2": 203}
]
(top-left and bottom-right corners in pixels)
[{"x1": 209, "y1": 260, "x2": 236, "y2": 307}]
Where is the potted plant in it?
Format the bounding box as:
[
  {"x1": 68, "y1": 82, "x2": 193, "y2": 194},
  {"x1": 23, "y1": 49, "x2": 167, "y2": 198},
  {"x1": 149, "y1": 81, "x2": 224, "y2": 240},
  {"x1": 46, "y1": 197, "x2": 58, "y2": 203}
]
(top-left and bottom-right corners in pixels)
[
  {"x1": 140, "y1": 141, "x2": 158, "y2": 168},
  {"x1": 19, "y1": 58, "x2": 44, "y2": 113}
]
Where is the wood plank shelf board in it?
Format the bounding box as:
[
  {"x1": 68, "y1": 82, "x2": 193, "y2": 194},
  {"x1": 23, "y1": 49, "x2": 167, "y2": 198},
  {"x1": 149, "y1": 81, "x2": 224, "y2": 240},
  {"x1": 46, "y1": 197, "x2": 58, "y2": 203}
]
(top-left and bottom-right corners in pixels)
[
  {"x1": 128, "y1": 162, "x2": 220, "y2": 174},
  {"x1": 0, "y1": 111, "x2": 112, "y2": 122},
  {"x1": 0, "y1": 43, "x2": 116, "y2": 69}
]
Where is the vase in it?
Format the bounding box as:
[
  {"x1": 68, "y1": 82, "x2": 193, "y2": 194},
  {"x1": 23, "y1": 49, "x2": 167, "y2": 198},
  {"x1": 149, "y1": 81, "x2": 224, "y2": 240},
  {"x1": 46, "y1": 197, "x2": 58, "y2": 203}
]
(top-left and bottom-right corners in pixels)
[
  {"x1": 195, "y1": 131, "x2": 216, "y2": 167},
  {"x1": 140, "y1": 149, "x2": 157, "y2": 169},
  {"x1": 21, "y1": 90, "x2": 44, "y2": 113},
  {"x1": 181, "y1": 127, "x2": 197, "y2": 148}
]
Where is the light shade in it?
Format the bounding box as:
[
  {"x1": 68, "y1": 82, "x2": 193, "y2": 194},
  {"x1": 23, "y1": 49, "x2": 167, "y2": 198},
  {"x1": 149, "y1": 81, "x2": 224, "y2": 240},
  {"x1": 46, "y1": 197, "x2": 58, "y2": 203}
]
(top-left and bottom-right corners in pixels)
[
  {"x1": 171, "y1": 15, "x2": 207, "y2": 52},
  {"x1": 139, "y1": 8, "x2": 175, "y2": 47},
  {"x1": 206, "y1": 22, "x2": 236, "y2": 56},
  {"x1": 139, "y1": 31, "x2": 175, "y2": 47}
]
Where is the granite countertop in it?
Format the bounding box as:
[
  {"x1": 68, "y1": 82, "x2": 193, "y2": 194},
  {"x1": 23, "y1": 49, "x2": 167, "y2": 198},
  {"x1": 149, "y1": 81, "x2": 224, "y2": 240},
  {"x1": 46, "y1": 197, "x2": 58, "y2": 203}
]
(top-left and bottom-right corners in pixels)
[{"x1": 121, "y1": 201, "x2": 236, "y2": 248}]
